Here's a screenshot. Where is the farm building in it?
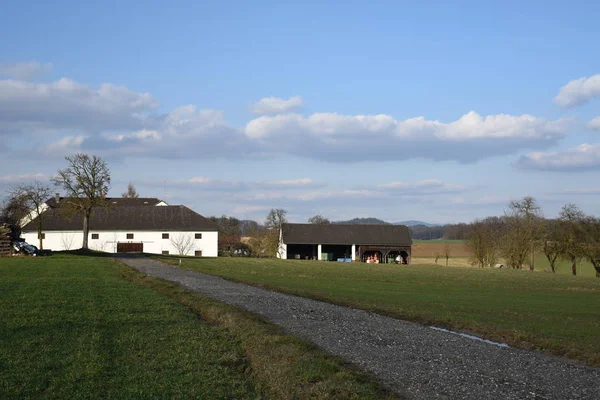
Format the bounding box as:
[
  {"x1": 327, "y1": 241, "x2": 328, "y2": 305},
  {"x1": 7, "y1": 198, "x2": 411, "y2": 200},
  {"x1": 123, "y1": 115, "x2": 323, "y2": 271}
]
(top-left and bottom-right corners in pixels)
[
  {"x1": 278, "y1": 223, "x2": 412, "y2": 263},
  {"x1": 21, "y1": 196, "x2": 219, "y2": 256}
]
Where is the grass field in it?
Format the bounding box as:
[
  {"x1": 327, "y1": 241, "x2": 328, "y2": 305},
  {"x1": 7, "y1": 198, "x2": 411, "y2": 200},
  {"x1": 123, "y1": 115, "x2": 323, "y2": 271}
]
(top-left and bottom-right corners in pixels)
[
  {"x1": 152, "y1": 255, "x2": 600, "y2": 367},
  {"x1": 413, "y1": 242, "x2": 597, "y2": 276},
  {"x1": 0, "y1": 254, "x2": 395, "y2": 399}
]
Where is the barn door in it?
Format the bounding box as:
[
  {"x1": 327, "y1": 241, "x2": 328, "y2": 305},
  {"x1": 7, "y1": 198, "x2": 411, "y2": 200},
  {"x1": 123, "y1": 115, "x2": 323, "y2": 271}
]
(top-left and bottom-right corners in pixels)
[{"x1": 117, "y1": 242, "x2": 144, "y2": 253}]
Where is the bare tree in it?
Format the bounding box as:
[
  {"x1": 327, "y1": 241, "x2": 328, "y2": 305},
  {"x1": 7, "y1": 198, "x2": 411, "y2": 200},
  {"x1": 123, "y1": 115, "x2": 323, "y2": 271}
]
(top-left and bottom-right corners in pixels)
[
  {"x1": 170, "y1": 233, "x2": 196, "y2": 256},
  {"x1": 580, "y1": 216, "x2": 600, "y2": 278},
  {"x1": 558, "y1": 204, "x2": 586, "y2": 276},
  {"x1": 51, "y1": 154, "x2": 111, "y2": 250},
  {"x1": 60, "y1": 232, "x2": 75, "y2": 251},
  {"x1": 1, "y1": 191, "x2": 30, "y2": 235},
  {"x1": 10, "y1": 182, "x2": 53, "y2": 249},
  {"x1": 443, "y1": 243, "x2": 451, "y2": 266},
  {"x1": 467, "y1": 217, "x2": 501, "y2": 268},
  {"x1": 265, "y1": 208, "x2": 287, "y2": 257},
  {"x1": 122, "y1": 182, "x2": 139, "y2": 198},
  {"x1": 542, "y1": 219, "x2": 562, "y2": 273},
  {"x1": 502, "y1": 196, "x2": 542, "y2": 270},
  {"x1": 209, "y1": 215, "x2": 242, "y2": 255},
  {"x1": 308, "y1": 214, "x2": 330, "y2": 224},
  {"x1": 265, "y1": 208, "x2": 287, "y2": 230}
]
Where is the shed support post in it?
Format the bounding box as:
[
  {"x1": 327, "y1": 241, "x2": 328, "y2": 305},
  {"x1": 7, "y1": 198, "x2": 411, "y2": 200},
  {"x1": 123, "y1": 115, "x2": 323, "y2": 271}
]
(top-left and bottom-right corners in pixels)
[
  {"x1": 351, "y1": 244, "x2": 356, "y2": 261},
  {"x1": 317, "y1": 244, "x2": 322, "y2": 261}
]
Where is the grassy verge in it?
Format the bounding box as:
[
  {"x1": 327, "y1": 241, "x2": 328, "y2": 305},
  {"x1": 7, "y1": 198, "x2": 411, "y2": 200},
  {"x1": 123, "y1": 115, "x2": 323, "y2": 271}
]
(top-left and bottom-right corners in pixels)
[
  {"x1": 0, "y1": 254, "x2": 396, "y2": 399},
  {"x1": 151, "y1": 255, "x2": 600, "y2": 367}
]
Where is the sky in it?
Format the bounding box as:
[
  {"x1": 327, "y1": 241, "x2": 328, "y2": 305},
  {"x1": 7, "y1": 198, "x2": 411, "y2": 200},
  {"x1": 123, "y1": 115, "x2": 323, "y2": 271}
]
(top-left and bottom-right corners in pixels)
[{"x1": 1, "y1": 0, "x2": 600, "y2": 224}]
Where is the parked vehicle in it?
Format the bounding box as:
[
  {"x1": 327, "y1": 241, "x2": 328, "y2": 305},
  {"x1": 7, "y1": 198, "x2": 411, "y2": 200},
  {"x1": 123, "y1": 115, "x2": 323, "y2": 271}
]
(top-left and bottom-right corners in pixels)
[{"x1": 12, "y1": 239, "x2": 42, "y2": 256}]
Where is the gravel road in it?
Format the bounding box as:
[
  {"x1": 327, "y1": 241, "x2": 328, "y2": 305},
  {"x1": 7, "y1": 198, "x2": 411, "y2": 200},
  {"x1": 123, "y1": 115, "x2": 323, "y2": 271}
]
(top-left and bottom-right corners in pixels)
[{"x1": 118, "y1": 255, "x2": 600, "y2": 399}]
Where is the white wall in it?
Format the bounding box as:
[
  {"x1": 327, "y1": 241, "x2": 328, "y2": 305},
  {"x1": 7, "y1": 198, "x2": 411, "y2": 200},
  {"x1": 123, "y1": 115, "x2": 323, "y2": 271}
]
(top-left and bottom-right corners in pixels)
[{"x1": 22, "y1": 230, "x2": 218, "y2": 257}]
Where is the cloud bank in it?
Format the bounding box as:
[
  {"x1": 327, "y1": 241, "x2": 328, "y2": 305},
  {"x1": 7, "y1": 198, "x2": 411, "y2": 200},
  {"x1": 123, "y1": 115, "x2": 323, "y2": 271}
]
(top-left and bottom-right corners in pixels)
[{"x1": 0, "y1": 68, "x2": 573, "y2": 164}]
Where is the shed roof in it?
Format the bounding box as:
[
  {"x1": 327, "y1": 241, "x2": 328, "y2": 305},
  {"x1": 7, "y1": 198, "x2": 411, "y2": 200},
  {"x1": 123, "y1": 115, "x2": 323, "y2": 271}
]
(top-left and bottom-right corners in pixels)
[
  {"x1": 22, "y1": 205, "x2": 220, "y2": 232},
  {"x1": 281, "y1": 223, "x2": 412, "y2": 246}
]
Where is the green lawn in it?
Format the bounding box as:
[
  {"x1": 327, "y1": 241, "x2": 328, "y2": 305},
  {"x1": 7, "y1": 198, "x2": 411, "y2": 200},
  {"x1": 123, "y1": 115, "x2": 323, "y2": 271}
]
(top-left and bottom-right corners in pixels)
[
  {"x1": 0, "y1": 255, "x2": 259, "y2": 399},
  {"x1": 0, "y1": 254, "x2": 395, "y2": 399},
  {"x1": 152, "y1": 255, "x2": 600, "y2": 366}
]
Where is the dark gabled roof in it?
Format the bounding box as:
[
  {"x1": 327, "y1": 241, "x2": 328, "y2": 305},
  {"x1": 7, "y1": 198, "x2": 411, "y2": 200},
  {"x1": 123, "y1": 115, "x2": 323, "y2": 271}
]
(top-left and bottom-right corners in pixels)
[
  {"x1": 22, "y1": 205, "x2": 220, "y2": 232},
  {"x1": 45, "y1": 197, "x2": 165, "y2": 208},
  {"x1": 282, "y1": 223, "x2": 412, "y2": 246}
]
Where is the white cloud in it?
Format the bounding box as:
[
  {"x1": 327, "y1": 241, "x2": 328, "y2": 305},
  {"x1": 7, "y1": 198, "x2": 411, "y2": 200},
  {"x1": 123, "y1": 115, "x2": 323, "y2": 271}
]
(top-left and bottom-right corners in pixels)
[
  {"x1": 0, "y1": 62, "x2": 52, "y2": 80},
  {"x1": 0, "y1": 77, "x2": 158, "y2": 135},
  {"x1": 0, "y1": 72, "x2": 571, "y2": 164},
  {"x1": 245, "y1": 111, "x2": 565, "y2": 141},
  {"x1": 0, "y1": 173, "x2": 48, "y2": 183},
  {"x1": 255, "y1": 178, "x2": 324, "y2": 189},
  {"x1": 518, "y1": 143, "x2": 600, "y2": 171},
  {"x1": 554, "y1": 74, "x2": 600, "y2": 108},
  {"x1": 588, "y1": 117, "x2": 600, "y2": 130},
  {"x1": 243, "y1": 110, "x2": 567, "y2": 162},
  {"x1": 251, "y1": 96, "x2": 303, "y2": 115},
  {"x1": 375, "y1": 179, "x2": 465, "y2": 194},
  {"x1": 43, "y1": 135, "x2": 86, "y2": 154}
]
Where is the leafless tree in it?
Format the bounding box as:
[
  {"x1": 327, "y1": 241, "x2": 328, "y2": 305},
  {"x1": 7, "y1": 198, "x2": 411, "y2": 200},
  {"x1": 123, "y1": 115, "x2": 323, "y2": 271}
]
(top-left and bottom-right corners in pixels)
[
  {"x1": 443, "y1": 243, "x2": 451, "y2": 266},
  {"x1": 308, "y1": 214, "x2": 330, "y2": 224},
  {"x1": 60, "y1": 232, "x2": 75, "y2": 251},
  {"x1": 10, "y1": 182, "x2": 53, "y2": 249},
  {"x1": 122, "y1": 182, "x2": 139, "y2": 198},
  {"x1": 1, "y1": 191, "x2": 30, "y2": 235},
  {"x1": 264, "y1": 208, "x2": 287, "y2": 257},
  {"x1": 467, "y1": 217, "x2": 501, "y2": 268},
  {"x1": 502, "y1": 196, "x2": 542, "y2": 270},
  {"x1": 51, "y1": 154, "x2": 111, "y2": 250},
  {"x1": 170, "y1": 233, "x2": 196, "y2": 256},
  {"x1": 542, "y1": 219, "x2": 562, "y2": 273},
  {"x1": 580, "y1": 216, "x2": 600, "y2": 278},
  {"x1": 265, "y1": 208, "x2": 287, "y2": 230},
  {"x1": 558, "y1": 204, "x2": 586, "y2": 276}
]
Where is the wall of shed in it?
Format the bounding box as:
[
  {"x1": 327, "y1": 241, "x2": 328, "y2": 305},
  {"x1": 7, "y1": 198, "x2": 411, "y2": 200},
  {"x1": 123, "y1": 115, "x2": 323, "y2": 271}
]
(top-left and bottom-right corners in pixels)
[{"x1": 22, "y1": 230, "x2": 218, "y2": 256}]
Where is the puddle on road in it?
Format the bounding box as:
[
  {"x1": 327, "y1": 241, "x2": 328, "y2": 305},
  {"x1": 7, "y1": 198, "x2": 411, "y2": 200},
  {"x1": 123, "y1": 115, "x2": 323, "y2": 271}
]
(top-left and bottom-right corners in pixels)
[{"x1": 429, "y1": 326, "x2": 510, "y2": 348}]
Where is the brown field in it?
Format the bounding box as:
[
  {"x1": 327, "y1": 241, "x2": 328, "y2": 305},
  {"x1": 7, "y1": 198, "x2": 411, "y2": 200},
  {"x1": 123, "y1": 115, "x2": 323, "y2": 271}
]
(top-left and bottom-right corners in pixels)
[{"x1": 412, "y1": 242, "x2": 470, "y2": 257}]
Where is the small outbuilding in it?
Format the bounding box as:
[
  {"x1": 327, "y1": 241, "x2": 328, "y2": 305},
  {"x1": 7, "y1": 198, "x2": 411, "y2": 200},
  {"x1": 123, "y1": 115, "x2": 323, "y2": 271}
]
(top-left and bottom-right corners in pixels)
[{"x1": 278, "y1": 223, "x2": 412, "y2": 263}]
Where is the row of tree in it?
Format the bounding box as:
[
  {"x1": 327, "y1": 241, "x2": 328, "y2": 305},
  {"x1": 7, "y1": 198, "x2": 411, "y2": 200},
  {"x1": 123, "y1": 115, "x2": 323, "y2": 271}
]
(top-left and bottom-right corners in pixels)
[{"x1": 466, "y1": 197, "x2": 600, "y2": 277}]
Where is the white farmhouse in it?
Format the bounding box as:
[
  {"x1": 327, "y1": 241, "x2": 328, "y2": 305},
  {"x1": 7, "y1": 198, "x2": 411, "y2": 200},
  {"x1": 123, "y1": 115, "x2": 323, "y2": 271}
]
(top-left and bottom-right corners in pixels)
[{"x1": 21, "y1": 197, "x2": 219, "y2": 256}]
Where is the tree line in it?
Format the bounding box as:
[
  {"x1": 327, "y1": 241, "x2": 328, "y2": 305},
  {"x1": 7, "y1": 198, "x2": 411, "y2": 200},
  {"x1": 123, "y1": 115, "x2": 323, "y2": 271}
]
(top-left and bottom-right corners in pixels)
[{"x1": 465, "y1": 197, "x2": 600, "y2": 277}]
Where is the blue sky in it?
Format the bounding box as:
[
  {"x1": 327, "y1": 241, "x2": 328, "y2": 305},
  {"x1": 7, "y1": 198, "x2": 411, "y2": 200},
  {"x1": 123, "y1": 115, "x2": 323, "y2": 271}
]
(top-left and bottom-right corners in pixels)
[{"x1": 2, "y1": 0, "x2": 600, "y2": 223}]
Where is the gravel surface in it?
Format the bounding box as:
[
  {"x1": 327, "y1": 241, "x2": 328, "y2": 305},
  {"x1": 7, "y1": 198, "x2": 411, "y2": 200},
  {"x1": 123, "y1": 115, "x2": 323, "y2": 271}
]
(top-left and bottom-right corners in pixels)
[{"x1": 118, "y1": 255, "x2": 600, "y2": 399}]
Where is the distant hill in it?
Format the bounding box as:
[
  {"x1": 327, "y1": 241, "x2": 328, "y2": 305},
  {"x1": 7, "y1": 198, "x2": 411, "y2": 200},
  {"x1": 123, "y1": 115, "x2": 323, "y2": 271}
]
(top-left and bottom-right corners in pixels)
[
  {"x1": 393, "y1": 220, "x2": 440, "y2": 227},
  {"x1": 334, "y1": 217, "x2": 389, "y2": 225}
]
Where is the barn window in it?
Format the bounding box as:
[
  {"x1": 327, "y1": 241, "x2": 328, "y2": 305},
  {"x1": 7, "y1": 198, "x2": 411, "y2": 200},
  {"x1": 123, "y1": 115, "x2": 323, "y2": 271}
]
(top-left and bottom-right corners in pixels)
[
  {"x1": 195, "y1": 233, "x2": 202, "y2": 239},
  {"x1": 162, "y1": 233, "x2": 169, "y2": 239},
  {"x1": 38, "y1": 233, "x2": 45, "y2": 239},
  {"x1": 127, "y1": 233, "x2": 134, "y2": 239},
  {"x1": 162, "y1": 250, "x2": 169, "y2": 255},
  {"x1": 195, "y1": 250, "x2": 202, "y2": 257},
  {"x1": 92, "y1": 233, "x2": 99, "y2": 240}
]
